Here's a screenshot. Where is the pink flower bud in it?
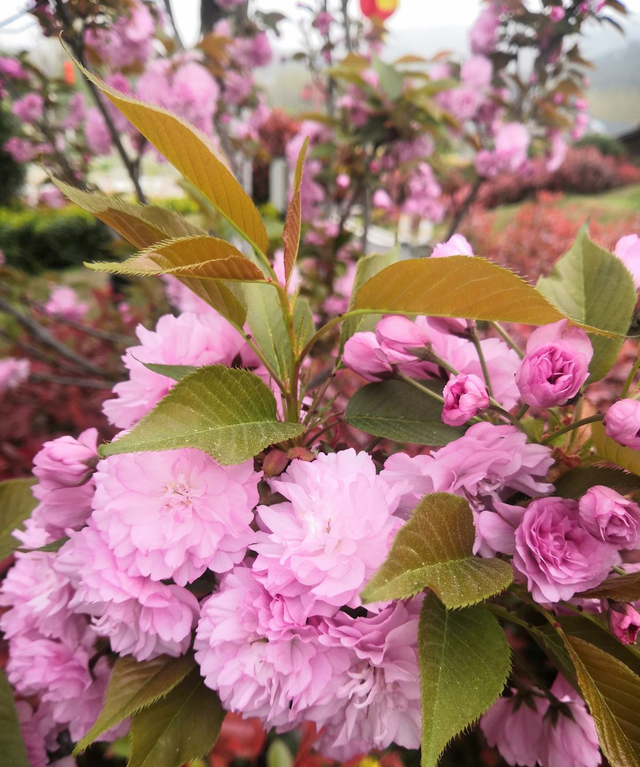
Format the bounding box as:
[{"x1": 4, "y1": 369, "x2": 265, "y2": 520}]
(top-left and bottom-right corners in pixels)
[
  {"x1": 336, "y1": 173, "x2": 350, "y2": 189},
  {"x1": 343, "y1": 332, "x2": 393, "y2": 382},
  {"x1": 442, "y1": 373, "x2": 489, "y2": 426},
  {"x1": 515, "y1": 319, "x2": 593, "y2": 407},
  {"x1": 372, "y1": 189, "x2": 393, "y2": 210},
  {"x1": 550, "y1": 6, "x2": 566, "y2": 21},
  {"x1": 376, "y1": 316, "x2": 431, "y2": 365},
  {"x1": 609, "y1": 602, "x2": 640, "y2": 645},
  {"x1": 579, "y1": 486, "x2": 640, "y2": 549},
  {"x1": 604, "y1": 399, "x2": 640, "y2": 449}
]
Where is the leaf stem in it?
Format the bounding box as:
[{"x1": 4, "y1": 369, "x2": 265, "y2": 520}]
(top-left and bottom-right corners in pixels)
[
  {"x1": 490, "y1": 321, "x2": 524, "y2": 359},
  {"x1": 470, "y1": 327, "x2": 494, "y2": 399},
  {"x1": 540, "y1": 414, "x2": 604, "y2": 445},
  {"x1": 395, "y1": 371, "x2": 445, "y2": 404},
  {"x1": 621, "y1": 347, "x2": 640, "y2": 399}
]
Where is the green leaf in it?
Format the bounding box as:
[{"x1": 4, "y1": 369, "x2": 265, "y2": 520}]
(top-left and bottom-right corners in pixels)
[
  {"x1": 345, "y1": 379, "x2": 465, "y2": 445},
  {"x1": 354, "y1": 256, "x2": 622, "y2": 336},
  {"x1": 99, "y1": 365, "x2": 304, "y2": 465},
  {"x1": 51, "y1": 179, "x2": 203, "y2": 249},
  {"x1": 86, "y1": 236, "x2": 267, "y2": 283},
  {"x1": 361, "y1": 493, "x2": 513, "y2": 608},
  {"x1": 242, "y1": 284, "x2": 314, "y2": 379},
  {"x1": 0, "y1": 478, "x2": 37, "y2": 561},
  {"x1": 0, "y1": 669, "x2": 30, "y2": 767},
  {"x1": 581, "y1": 572, "x2": 640, "y2": 603},
  {"x1": 128, "y1": 669, "x2": 225, "y2": 767},
  {"x1": 282, "y1": 137, "x2": 308, "y2": 286},
  {"x1": 554, "y1": 466, "x2": 640, "y2": 498},
  {"x1": 340, "y1": 247, "x2": 401, "y2": 348},
  {"x1": 559, "y1": 631, "x2": 640, "y2": 767},
  {"x1": 142, "y1": 363, "x2": 198, "y2": 381},
  {"x1": 75, "y1": 654, "x2": 195, "y2": 753},
  {"x1": 419, "y1": 593, "x2": 511, "y2": 767},
  {"x1": 592, "y1": 421, "x2": 640, "y2": 477},
  {"x1": 372, "y1": 56, "x2": 404, "y2": 101},
  {"x1": 63, "y1": 44, "x2": 268, "y2": 256},
  {"x1": 538, "y1": 228, "x2": 636, "y2": 381}
]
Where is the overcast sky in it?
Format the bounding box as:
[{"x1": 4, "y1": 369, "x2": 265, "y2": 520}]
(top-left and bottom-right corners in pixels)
[{"x1": 2, "y1": 0, "x2": 640, "y2": 51}]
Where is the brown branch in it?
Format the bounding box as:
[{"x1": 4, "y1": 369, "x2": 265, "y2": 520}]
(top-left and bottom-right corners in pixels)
[
  {"x1": 54, "y1": 0, "x2": 148, "y2": 204},
  {"x1": 445, "y1": 178, "x2": 483, "y2": 241},
  {"x1": 29, "y1": 371, "x2": 114, "y2": 390},
  {"x1": 0, "y1": 297, "x2": 112, "y2": 378}
]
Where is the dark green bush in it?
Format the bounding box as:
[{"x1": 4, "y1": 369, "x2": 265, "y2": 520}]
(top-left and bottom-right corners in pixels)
[
  {"x1": 0, "y1": 205, "x2": 113, "y2": 273},
  {"x1": 0, "y1": 107, "x2": 26, "y2": 206},
  {"x1": 575, "y1": 133, "x2": 627, "y2": 158}
]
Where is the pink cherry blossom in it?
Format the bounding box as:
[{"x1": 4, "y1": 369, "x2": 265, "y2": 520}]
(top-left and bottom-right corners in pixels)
[
  {"x1": 54, "y1": 525, "x2": 199, "y2": 660},
  {"x1": 252, "y1": 450, "x2": 402, "y2": 616},
  {"x1": 195, "y1": 565, "x2": 351, "y2": 731},
  {"x1": 0, "y1": 357, "x2": 30, "y2": 393},
  {"x1": 91, "y1": 449, "x2": 260, "y2": 585},
  {"x1": 382, "y1": 422, "x2": 554, "y2": 516},
  {"x1": 513, "y1": 497, "x2": 615, "y2": 603},
  {"x1": 431, "y1": 233, "x2": 474, "y2": 259},
  {"x1": 442, "y1": 373, "x2": 489, "y2": 426},
  {"x1": 579, "y1": 486, "x2": 640, "y2": 549},
  {"x1": 470, "y1": 3, "x2": 501, "y2": 54},
  {"x1": 12, "y1": 93, "x2": 44, "y2": 124},
  {"x1": 44, "y1": 285, "x2": 88, "y2": 320},
  {"x1": 481, "y1": 690, "x2": 548, "y2": 767},
  {"x1": 614, "y1": 234, "x2": 640, "y2": 289},
  {"x1": 103, "y1": 312, "x2": 246, "y2": 429},
  {"x1": 342, "y1": 332, "x2": 394, "y2": 382},
  {"x1": 85, "y1": 108, "x2": 111, "y2": 156},
  {"x1": 515, "y1": 319, "x2": 593, "y2": 407}
]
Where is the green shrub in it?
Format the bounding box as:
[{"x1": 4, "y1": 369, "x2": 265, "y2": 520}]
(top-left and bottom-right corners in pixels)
[
  {"x1": 575, "y1": 133, "x2": 627, "y2": 158},
  {"x1": 0, "y1": 107, "x2": 25, "y2": 206},
  {"x1": 0, "y1": 205, "x2": 113, "y2": 273}
]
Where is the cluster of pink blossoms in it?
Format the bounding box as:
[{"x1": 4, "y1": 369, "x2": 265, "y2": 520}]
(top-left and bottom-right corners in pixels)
[{"x1": 7, "y1": 248, "x2": 640, "y2": 761}]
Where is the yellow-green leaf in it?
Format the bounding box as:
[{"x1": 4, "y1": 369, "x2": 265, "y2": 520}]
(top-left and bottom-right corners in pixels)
[
  {"x1": 537, "y1": 227, "x2": 637, "y2": 381},
  {"x1": 361, "y1": 493, "x2": 513, "y2": 608},
  {"x1": 74, "y1": 655, "x2": 195, "y2": 754},
  {"x1": 0, "y1": 478, "x2": 37, "y2": 561},
  {"x1": 561, "y1": 633, "x2": 640, "y2": 767},
  {"x1": 354, "y1": 256, "x2": 620, "y2": 335},
  {"x1": 99, "y1": 365, "x2": 304, "y2": 465},
  {"x1": 419, "y1": 594, "x2": 511, "y2": 767},
  {"x1": 51, "y1": 180, "x2": 246, "y2": 325},
  {"x1": 129, "y1": 669, "x2": 225, "y2": 767},
  {"x1": 51, "y1": 178, "x2": 203, "y2": 249},
  {"x1": 0, "y1": 668, "x2": 30, "y2": 767},
  {"x1": 63, "y1": 43, "x2": 268, "y2": 256},
  {"x1": 282, "y1": 137, "x2": 308, "y2": 287},
  {"x1": 86, "y1": 235, "x2": 266, "y2": 283},
  {"x1": 592, "y1": 421, "x2": 640, "y2": 477}
]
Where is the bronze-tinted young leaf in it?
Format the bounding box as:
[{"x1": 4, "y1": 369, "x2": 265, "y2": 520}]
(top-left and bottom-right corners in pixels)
[
  {"x1": 345, "y1": 379, "x2": 465, "y2": 445},
  {"x1": 86, "y1": 236, "x2": 266, "y2": 283},
  {"x1": 361, "y1": 493, "x2": 513, "y2": 608},
  {"x1": 419, "y1": 594, "x2": 511, "y2": 767},
  {"x1": 63, "y1": 44, "x2": 268, "y2": 256},
  {"x1": 0, "y1": 668, "x2": 29, "y2": 767},
  {"x1": 51, "y1": 179, "x2": 203, "y2": 249},
  {"x1": 282, "y1": 137, "x2": 308, "y2": 287},
  {"x1": 51, "y1": 181, "x2": 247, "y2": 324},
  {"x1": 592, "y1": 421, "x2": 640, "y2": 477},
  {"x1": 0, "y1": 478, "x2": 37, "y2": 561},
  {"x1": 554, "y1": 466, "x2": 640, "y2": 498},
  {"x1": 340, "y1": 247, "x2": 401, "y2": 348},
  {"x1": 74, "y1": 654, "x2": 195, "y2": 753},
  {"x1": 354, "y1": 256, "x2": 620, "y2": 335},
  {"x1": 99, "y1": 365, "x2": 304, "y2": 465},
  {"x1": 129, "y1": 669, "x2": 225, "y2": 767},
  {"x1": 581, "y1": 572, "x2": 640, "y2": 603},
  {"x1": 538, "y1": 227, "x2": 637, "y2": 381},
  {"x1": 560, "y1": 632, "x2": 640, "y2": 767}
]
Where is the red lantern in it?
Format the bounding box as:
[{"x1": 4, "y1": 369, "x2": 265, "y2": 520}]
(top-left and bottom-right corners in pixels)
[{"x1": 360, "y1": 0, "x2": 399, "y2": 21}]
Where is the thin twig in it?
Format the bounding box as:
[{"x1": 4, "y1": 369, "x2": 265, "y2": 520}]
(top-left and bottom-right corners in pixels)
[
  {"x1": 0, "y1": 297, "x2": 111, "y2": 378},
  {"x1": 445, "y1": 178, "x2": 483, "y2": 240},
  {"x1": 29, "y1": 372, "x2": 114, "y2": 389}
]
